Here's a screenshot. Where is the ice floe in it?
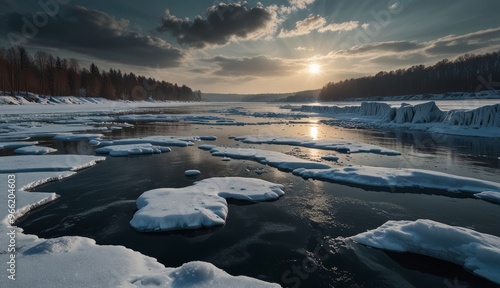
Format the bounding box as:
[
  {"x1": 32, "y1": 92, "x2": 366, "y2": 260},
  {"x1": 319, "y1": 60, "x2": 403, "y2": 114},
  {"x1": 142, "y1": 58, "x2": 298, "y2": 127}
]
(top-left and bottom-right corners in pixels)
[
  {"x1": 14, "y1": 146, "x2": 57, "y2": 155},
  {"x1": 95, "y1": 144, "x2": 171, "y2": 156},
  {"x1": 300, "y1": 101, "x2": 500, "y2": 137},
  {"x1": 99, "y1": 136, "x2": 197, "y2": 147},
  {"x1": 0, "y1": 155, "x2": 106, "y2": 173},
  {"x1": 130, "y1": 177, "x2": 284, "y2": 232},
  {"x1": 53, "y1": 133, "x2": 104, "y2": 141},
  {"x1": 0, "y1": 141, "x2": 39, "y2": 150},
  {"x1": 348, "y1": 219, "x2": 500, "y2": 284},
  {"x1": 209, "y1": 147, "x2": 332, "y2": 171},
  {"x1": 198, "y1": 144, "x2": 217, "y2": 150},
  {"x1": 233, "y1": 135, "x2": 401, "y2": 155},
  {"x1": 475, "y1": 191, "x2": 500, "y2": 204},
  {"x1": 292, "y1": 166, "x2": 500, "y2": 195}
]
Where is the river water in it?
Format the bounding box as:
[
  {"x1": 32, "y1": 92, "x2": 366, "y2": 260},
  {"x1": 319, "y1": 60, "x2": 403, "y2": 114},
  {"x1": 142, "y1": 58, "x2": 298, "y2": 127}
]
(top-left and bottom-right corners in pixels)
[{"x1": 16, "y1": 103, "x2": 500, "y2": 288}]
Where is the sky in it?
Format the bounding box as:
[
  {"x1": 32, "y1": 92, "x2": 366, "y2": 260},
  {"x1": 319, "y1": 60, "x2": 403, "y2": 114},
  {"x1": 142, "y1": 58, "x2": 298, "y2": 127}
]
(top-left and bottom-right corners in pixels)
[{"x1": 1, "y1": 0, "x2": 500, "y2": 94}]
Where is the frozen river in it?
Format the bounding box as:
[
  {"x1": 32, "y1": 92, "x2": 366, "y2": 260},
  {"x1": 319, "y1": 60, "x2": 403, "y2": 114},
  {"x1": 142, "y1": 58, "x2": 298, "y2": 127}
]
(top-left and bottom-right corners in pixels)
[{"x1": 2, "y1": 101, "x2": 498, "y2": 287}]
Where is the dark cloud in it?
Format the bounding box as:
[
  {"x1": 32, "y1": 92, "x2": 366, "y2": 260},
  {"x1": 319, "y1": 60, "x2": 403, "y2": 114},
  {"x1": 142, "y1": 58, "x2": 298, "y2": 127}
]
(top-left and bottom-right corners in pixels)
[
  {"x1": 340, "y1": 41, "x2": 425, "y2": 56},
  {"x1": 3, "y1": 5, "x2": 184, "y2": 67},
  {"x1": 207, "y1": 55, "x2": 291, "y2": 77},
  {"x1": 156, "y1": 3, "x2": 277, "y2": 49}
]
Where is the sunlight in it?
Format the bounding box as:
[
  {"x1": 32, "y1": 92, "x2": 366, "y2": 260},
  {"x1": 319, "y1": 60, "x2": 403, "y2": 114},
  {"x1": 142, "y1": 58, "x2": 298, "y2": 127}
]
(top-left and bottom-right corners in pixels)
[
  {"x1": 309, "y1": 63, "x2": 321, "y2": 75},
  {"x1": 309, "y1": 125, "x2": 319, "y2": 140}
]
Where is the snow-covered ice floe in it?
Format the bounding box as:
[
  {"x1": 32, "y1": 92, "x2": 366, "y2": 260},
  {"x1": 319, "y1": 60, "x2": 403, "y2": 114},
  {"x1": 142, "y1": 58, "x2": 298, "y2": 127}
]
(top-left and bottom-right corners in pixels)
[
  {"x1": 198, "y1": 144, "x2": 217, "y2": 150},
  {"x1": 0, "y1": 155, "x2": 106, "y2": 173},
  {"x1": 292, "y1": 166, "x2": 500, "y2": 196},
  {"x1": 0, "y1": 156, "x2": 280, "y2": 287},
  {"x1": 233, "y1": 135, "x2": 401, "y2": 155},
  {"x1": 95, "y1": 143, "x2": 171, "y2": 156},
  {"x1": 321, "y1": 155, "x2": 339, "y2": 162},
  {"x1": 348, "y1": 219, "x2": 500, "y2": 284},
  {"x1": 209, "y1": 147, "x2": 332, "y2": 171},
  {"x1": 300, "y1": 101, "x2": 500, "y2": 138},
  {"x1": 14, "y1": 145, "x2": 57, "y2": 155},
  {"x1": 130, "y1": 177, "x2": 284, "y2": 232},
  {"x1": 185, "y1": 169, "x2": 201, "y2": 176},
  {"x1": 475, "y1": 191, "x2": 500, "y2": 204}
]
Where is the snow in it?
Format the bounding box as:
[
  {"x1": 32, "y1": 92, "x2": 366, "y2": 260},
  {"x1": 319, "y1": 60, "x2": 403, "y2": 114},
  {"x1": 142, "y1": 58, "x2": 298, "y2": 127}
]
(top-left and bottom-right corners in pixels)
[
  {"x1": 209, "y1": 147, "x2": 332, "y2": 171},
  {"x1": 130, "y1": 177, "x2": 284, "y2": 232},
  {"x1": 53, "y1": 133, "x2": 104, "y2": 141},
  {"x1": 292, "y1": 166, "x2": 500, "y2": 195},
  {"x1": 95, "y1": 144, "x2": 171, "y2": 156},
  {"x1": 185, "y1": 170, "x2": 201, "y2": 176},
  {"x1": 475, "y1": 191, "x2": 500, "y2": 204},
  {"x1": 14, "y1": 146, "x2": 57, "y2": 155},
  {"x1": 0, "y1": 155, "x2": 106, "y2": 173},
  {"x1": 301, "y1": 101, "x2": 500, "y2": 138},
  {"x1": 348, "y1": 219, "x2": 500, "y2": 284},
  {"x1": 233, "y1": 135, "x2": 401, "y2": 155},
  {"x1": 0, "y1": 141, "x2": 39, "y2": 150}
]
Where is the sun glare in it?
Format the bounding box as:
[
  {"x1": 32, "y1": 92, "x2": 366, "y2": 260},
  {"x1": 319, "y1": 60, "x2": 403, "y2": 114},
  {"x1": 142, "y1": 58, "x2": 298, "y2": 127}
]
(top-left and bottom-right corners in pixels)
[{"x1": 309, "y1": 63, "x2": 321, "y2": 74}]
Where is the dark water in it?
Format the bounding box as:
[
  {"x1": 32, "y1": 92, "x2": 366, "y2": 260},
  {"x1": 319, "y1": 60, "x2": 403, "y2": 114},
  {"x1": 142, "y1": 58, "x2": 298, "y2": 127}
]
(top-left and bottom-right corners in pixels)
[{"x1": 18, "y1": 106, "x2": 500, "y2": 288}]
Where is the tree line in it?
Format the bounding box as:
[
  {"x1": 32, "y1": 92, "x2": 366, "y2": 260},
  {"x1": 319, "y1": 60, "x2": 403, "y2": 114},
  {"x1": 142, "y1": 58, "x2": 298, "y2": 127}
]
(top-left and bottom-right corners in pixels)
[
  {"x1": 0, "y1": 45, "x2": 201, "y2": 101},
  {"x1": 319, "y1": 51, "x2": 500, "y2": 101}
]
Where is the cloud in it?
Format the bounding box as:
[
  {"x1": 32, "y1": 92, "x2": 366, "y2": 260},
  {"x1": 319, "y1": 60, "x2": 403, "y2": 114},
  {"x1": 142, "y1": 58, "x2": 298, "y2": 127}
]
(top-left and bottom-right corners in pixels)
[
  {"x1": 278, "y1": 14, "x2": 325, "y2": 38},
  {"x1": 279, "y1": 14, "x2": 362, "y2": 38},
  {"x1": 318, "y1": 21, "x2": 359, "y2": 33},
  {"x1": 207, "y1": 55, "x2": 293, "y2": 77},
  {"x1": 289, "y1": 0, "x2": 315, "y2": 10},
  {"x1": 156, "y1": 3, "x2": 279, "y2": 49},
  {"x1": 3, "y1": 5, "x2": 184, "y2": 67},
  {"x1": 424, "y1": 27, "x2": 500, "y2": 55}
]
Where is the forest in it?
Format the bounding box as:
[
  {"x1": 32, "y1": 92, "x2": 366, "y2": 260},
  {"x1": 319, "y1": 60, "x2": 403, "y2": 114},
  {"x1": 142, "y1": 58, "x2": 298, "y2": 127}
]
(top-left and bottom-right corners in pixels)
[
  {"x1": 319, "y1": 51, "x2": 500, "y2": 101},
  {"x1": 0, "y1": 45, "x2": 201, "y2": 101}
]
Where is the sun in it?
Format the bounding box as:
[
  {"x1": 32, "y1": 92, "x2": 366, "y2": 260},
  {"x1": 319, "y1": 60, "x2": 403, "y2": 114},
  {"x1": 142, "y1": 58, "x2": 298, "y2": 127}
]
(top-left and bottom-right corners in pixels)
[{"x1": 309, "y1": 63, "x2": 321, "y2": 74}]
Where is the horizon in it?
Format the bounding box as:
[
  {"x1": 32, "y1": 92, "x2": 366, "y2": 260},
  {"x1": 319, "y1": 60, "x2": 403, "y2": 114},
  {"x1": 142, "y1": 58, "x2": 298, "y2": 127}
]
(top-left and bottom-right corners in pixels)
[{"x1": 2, "y1": 0, "x2": 500, "y2": 94}]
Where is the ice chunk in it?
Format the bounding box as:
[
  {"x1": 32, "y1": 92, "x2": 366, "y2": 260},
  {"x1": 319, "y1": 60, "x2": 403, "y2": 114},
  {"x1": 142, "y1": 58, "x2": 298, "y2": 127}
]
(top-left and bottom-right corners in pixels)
[
  {"x1": 209, "y1": 147, "x2": 332, "y2": 171},
  {"x1": 234, "y1": 135, "x2": 400, "y2": 155},
  {"x1": 475, "y1": 191, "x2": 500, "y2": 204},
  {"x1": 14, "y1": 146, "x2": 57, "y2": 155},
  {"x1": 292, "y1": 166, "x2": 500, "y2": 195},
  {"x1": 321, "y1": 155, "x2": 339, "y2": 162},
  {"x1": 185, "y1": 170, "x2": 201, "y2": 176},
  {"x1": 200, "y1": 136, "x2": 217, "y2": 141},
  {"x1": 0, "y1": 141, "x2": 39, "y2": 150},
  {"x1": 349, "y1": 219, "x2": 500, "y2": 284},
  {"x1": 198, "y1": 144, "x2": 217, "y2": 150},
  {"x1": 95, "y1": 144, "x2": 171, "y2": 156},
  {"x1": 130, "y1": 177, "x2": 284, "y2": 232}
]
